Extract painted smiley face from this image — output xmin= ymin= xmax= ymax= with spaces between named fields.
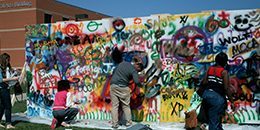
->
xmin=234 ymin=14 xmax=253 ymax=31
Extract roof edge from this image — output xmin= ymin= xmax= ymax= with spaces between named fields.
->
xmin=55 ymin=0 xmax=111 ymax=18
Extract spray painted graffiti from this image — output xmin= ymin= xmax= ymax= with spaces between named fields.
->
xmin=25 ymin=9 xmax=259 ymax=124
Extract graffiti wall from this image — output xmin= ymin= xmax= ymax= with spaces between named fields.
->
xmin=25 ymin=9 xmax=260 ymax=124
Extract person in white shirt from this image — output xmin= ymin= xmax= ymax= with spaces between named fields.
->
xmin=0 ymin=53 xmax=19 ymax=129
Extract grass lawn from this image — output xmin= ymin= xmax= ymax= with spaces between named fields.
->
xmin=0 ymin=121 xmax=103 ymax=130
xmin=1 ymin=121 xmax=100 ymax=130
xmin=10 ymin=101 xmax=104 ymax=130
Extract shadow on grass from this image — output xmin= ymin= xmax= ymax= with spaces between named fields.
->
xmin=0 ymin=120 xmax=102 ymax=130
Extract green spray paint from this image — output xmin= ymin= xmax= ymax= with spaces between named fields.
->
xmin=168 ymin=22 xmax=176 ymax=35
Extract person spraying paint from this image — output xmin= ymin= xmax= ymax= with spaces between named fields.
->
xmin=51 ymin=80 xmax=79 ymax=129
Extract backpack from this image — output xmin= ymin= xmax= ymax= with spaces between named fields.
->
xmin=184 ymin=109 xmax=198 ymax=129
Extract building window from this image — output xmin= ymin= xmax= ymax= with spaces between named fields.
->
xmin=62 ymin=17 xmax=69 ymax=21
xmin=75 ymin=14 xmax=88 ymax=21
xmin=44 ymin=13 xmax=52 ymax=23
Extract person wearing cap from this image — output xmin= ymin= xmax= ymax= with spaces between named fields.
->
xmin=110 ymin=53 xmax=144 ymax=129
xmin=200 ymin=52 xmax=236 ymax=130
xmin=50 ymin=80 xmax=79 ymax=129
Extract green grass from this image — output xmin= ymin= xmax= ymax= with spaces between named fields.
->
xmin=0 ymin=121 xmax=101 ymax=130
xmin=10 ymin=80 xmax=28 ymax=95
xmin=12 ymin=100 xmax=27 ymax=113
xmin=10 ymin=91 xmax=105 ymax=129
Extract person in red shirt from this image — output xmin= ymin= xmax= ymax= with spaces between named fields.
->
xmin=50 ymin=80 xmax=79 ymax=129
xmin=201 ymin=52 xmax=235 ymax=130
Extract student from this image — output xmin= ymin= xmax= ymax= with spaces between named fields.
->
xmin=110 ymin=55 xmax=144 ymax=129
xmin=201 ymin=52 xmax=236 ymax=130
xmin=51 ymin=80 xmax=79 ymax=129
xmin=0 ymin=53 xmax=19 ymax=129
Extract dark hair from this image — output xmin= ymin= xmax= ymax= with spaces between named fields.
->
xmin=111 ymin=47 xmax=123 ymax=64
xmin=57 ymin=80 xmax=70 ymax=92
xmin=215 ymin=52 xmax=228 ymax=67
xmin=2 ymin=53 xmax=10 ymax=58
xmin=0 ymin=53 xmax=11 ymax=70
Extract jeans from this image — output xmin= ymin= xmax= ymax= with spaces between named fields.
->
xmin=53 ymin=108 xmax=79 ymax=126
xmin=0 ymin=88 xmax=12 ymax=124
xmin=202 ymin=89 xmax=225 ymax=130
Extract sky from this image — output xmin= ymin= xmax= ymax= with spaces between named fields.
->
xmin=57 ymin=0 xmax=260 ymax=18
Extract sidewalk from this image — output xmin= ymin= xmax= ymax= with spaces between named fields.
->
xmin=11 ymin=113 xmax=260 ymax=130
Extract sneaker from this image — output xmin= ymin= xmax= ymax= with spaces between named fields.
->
xmin=125 ymin=121 xmax=132 ymax=127
xmin=0 ymin=124 xmax=4 ymax=128
xmin=6 ymin=124 xmax=15 ymax=129
xmin=111 ymin=124 xmax=119 ymax=129
xmin=200 ymin=123 xmax=207 ymax=130
xmin=61 ymin=122 xmax=71 ymax=127
xmin=50 ymin=118 xmax=57 ymax=129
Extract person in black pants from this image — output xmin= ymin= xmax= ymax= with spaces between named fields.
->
xmin=51 ymin=80 xmax=79 ymax=129
xmin=0 ymin=53 xmax=19 ymax=129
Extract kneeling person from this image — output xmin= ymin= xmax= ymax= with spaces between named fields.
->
xmin=51 ymin=80 xmax=79 ymax=129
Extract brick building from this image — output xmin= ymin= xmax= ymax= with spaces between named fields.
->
xmin=0 ymin=0 xmax=110 ymax=67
